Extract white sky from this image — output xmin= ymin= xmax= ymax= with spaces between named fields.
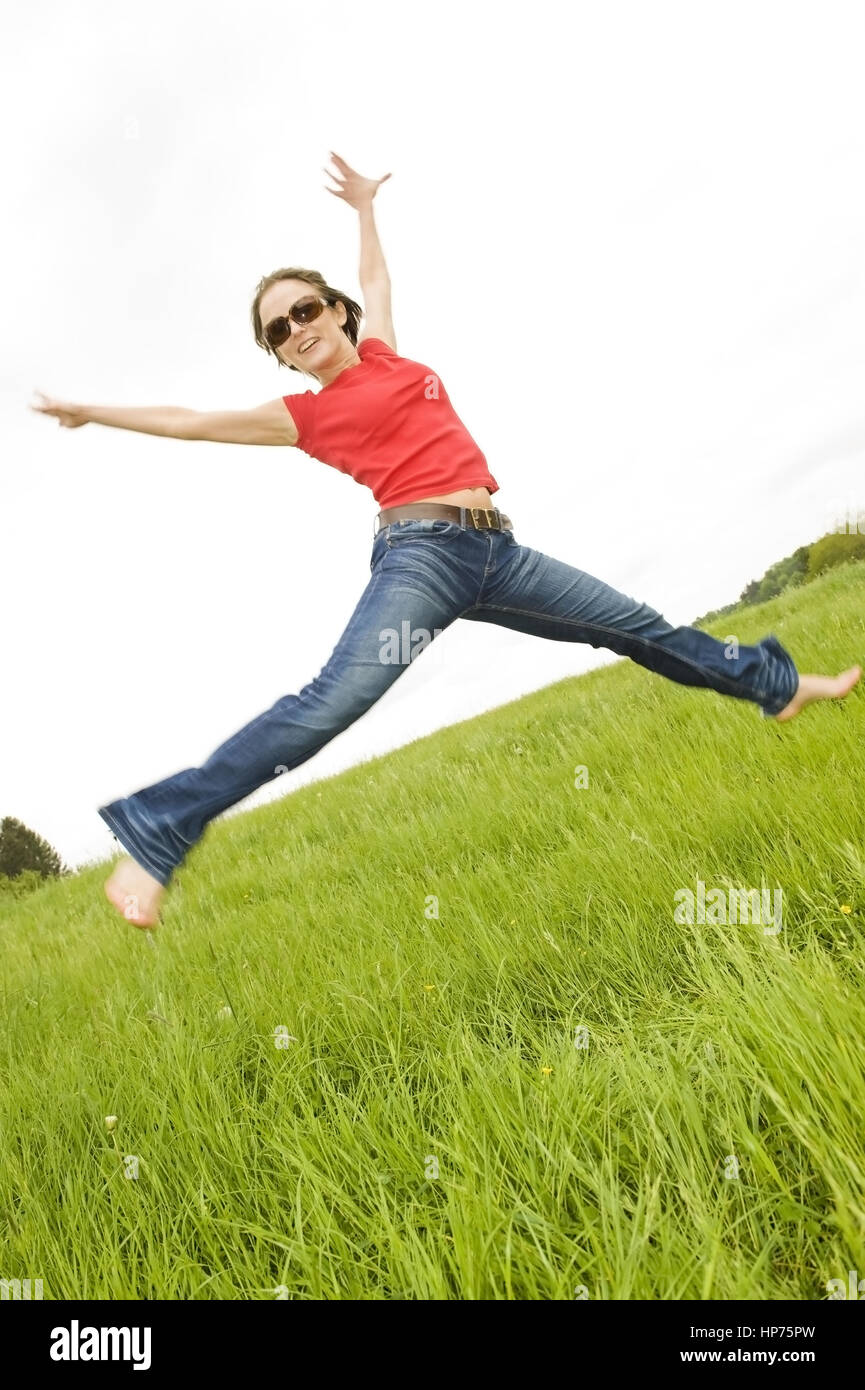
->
xmin=4 ymin=0 xmax=864 ymax=876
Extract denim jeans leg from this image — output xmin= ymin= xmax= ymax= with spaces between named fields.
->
xmin=98 ymin=530 xmax=472 ymax=886
xmin=462 ymin=532 xmax=800 ymax=716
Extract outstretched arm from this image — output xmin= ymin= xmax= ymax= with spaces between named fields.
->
xmin=28 ymin=392 xmax=298 ymax=445
xmin=324 ymin=150 xmax=396 ymax=350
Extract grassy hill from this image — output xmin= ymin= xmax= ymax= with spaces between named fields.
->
xmin=2 ymin=559 xmax=864 ymax=1300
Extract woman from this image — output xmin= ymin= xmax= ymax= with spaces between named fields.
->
xmin=31 ymin=152 xmax=861 ymax=929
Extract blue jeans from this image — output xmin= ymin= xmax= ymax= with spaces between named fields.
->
xmin=98 ymin=516 xmax=799 ymax=885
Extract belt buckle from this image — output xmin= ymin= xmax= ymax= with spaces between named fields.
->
xmin=471 ymin=507 xmax=497 ymax=531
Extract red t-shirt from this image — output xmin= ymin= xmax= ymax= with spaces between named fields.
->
xmin=282 ymin=337 xmax=499 ymax=508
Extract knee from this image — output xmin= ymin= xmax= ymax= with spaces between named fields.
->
xmin=276 ymin=673 xmax=383 ymax=731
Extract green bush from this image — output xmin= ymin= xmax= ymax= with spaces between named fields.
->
xmin=806 ymin=531 xmax=865 ymax=579
xmin=694 ymin=527 xmax=864 ymax=625
xmin=0 ymin=869 xmax=46 ymax=899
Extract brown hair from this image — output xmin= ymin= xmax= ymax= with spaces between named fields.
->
xmin=250 ymin=267 xmax=364 ymax=372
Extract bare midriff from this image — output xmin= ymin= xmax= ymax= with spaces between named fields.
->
xmin=392 ymin=486 xmax=498 ymax=510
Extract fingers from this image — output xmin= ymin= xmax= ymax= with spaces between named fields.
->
xmin=325 ymin=153 xmax=349 ymax=186
xmin=29 ymin=390 xmax=71 ymax=424
xmin=327 ymin=151 xmax=392 ymax=185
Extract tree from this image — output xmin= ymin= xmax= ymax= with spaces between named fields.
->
xmin=0 ymin=816 xmax=66 ymax=880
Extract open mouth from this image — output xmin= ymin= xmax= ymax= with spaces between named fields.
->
xmin=299 ymin=337 xmax=319 ymax=355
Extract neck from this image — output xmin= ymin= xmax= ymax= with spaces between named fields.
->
xmin=311 ymin=343 xmax=362 ymax=388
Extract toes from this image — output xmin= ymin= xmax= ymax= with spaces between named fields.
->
xmin=104 ymin=880 xmax=160 ymax=927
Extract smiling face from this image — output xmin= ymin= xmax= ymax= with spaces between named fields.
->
xmin=259 ymin=278 xmax=356 ymax=381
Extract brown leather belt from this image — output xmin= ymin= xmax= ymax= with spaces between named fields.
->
xmin=374 ymin=503 xmax=513 ymax=537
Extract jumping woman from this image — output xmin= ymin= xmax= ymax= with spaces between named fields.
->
xmin=31 ymin=152 xmax=861 ymax=928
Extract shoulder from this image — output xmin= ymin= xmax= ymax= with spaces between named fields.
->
xmin=357 ymin=335 xmax=399 ymax=357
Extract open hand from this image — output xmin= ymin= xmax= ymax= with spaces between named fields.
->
xmin=323 ymin=151 xmax=391 ymax=209
xmin=29 ymin=390 xmax=88 ymax=428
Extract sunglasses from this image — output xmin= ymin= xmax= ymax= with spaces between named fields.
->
xmin=264 ymin=294 xmax=330 ymax=350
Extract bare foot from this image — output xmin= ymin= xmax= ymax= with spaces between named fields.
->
xmin=773 ymin=664 xmax=861 ymax=723
xmin=105 ymin=856 xmax=165 ymax=929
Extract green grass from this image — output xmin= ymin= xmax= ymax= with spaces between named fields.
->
xmin=2 ymin=560 xmax=864 ymax=1300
